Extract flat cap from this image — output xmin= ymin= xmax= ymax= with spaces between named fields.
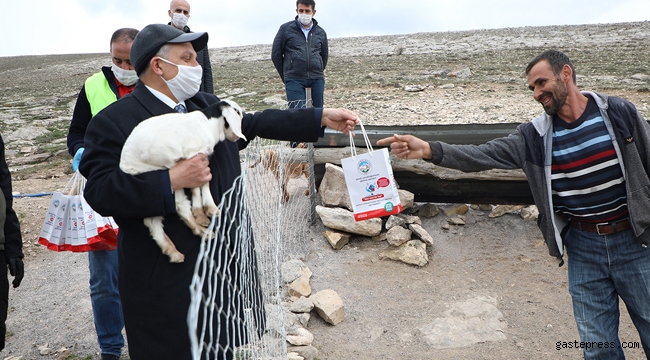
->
xmin=130 ymin=23 xmax=208 ymax=76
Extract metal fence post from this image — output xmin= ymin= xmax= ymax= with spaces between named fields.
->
xmin=305 ymin=88 xmax=318 ymax=224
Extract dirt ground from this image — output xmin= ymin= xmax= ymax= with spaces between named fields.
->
xmin=3 ymin=163 xmax=648 ymax=360
xmin=1 ymin=21 xmax=649 ymax=360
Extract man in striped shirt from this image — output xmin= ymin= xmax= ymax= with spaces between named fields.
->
xmin=378 ymin=50 xmax=650 ymax=359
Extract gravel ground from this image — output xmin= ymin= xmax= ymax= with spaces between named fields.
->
xmin=0 ymin=21 xmax=649 ymax=359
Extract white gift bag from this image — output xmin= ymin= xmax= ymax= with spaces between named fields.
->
xmin=341 ymin=120 xmax=402 ymax=221
xmin=38 ymin=192 xmax=69 ymax=251
xmin=38 ymin=171 xmax=118 ymax=252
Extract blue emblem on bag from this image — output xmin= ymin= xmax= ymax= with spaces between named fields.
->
xmin=357 ymin=159 xmax=371 ymax=174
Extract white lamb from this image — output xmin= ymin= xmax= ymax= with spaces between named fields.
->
xmin=119 ymin=99 xmax=246 ymax=263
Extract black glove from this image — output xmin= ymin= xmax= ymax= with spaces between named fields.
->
xmin=8 ymin=258 xmax=24 ymax=288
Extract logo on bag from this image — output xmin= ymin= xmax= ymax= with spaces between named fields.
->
xmin=384 ymin=202 xmax=394 ymax=212
xmin=357 ymin=159 xmax=371 ymax=174
xmin=53 ymin=199 xmax=60 ymax=208
xmin=72 ymin=203 xmax=76 ymax=211
xmin=366 ymin=182 xmax=377 ymax=194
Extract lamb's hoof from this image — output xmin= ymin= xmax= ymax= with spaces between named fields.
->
xmin=204 ymin=205 xmax=220 ymax=219
xmin=304 ymin=189 xmax=310 ymax=196
xmin=168 ymin=252 xmax=185 ymax=263
xmin=193 ymin=210 xmax=211 ymax=227
xmin=201 ymin=228 xmax=215 ymax=240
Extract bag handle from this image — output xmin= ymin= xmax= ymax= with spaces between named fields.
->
xmin=349 ymin=118 xmax=373 ymax=157
xmin=63 ymin=170 xmax=86 ymax=196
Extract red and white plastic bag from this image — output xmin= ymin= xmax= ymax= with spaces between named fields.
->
xmin=340 ymin=120 xmax=402 ymax=221
xmin=38 ymin=171 xmax=118 ymax=252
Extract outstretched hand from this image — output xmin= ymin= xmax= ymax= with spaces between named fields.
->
xmin=376 ymin=134 xmax=432 ymax=160
xmin=321 ymin=108 xmax=359 ymax=135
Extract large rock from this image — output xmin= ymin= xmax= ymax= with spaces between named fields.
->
xmin=288 ymin=345 xmax=319 ymax=360
xmin=419 ymin=203 xmax=439 ymax=218
xmin=398 ymin=189 xmax=415 ymax=209
xmin=418 ymin=296 xmax=506 ymax=349
xmin=409 ymin=223 xmax=434 ymax=246
xmin=289 ymin=267 xmax=313 ymax=297
xmin=520 ymin=205 xmax=539 ymax=221
xmin=322 ymin=230 xmax=350 ymax=250
xmin=318 ymin=163 xmax=352 ymax=211
xmin=385 ymin=215 xmax=406 ymax=230
xmin=489 ymin=204 xmax=525 ymax=218
xmin=316 ymin=206 xmax=382 ymax=237
xmin=282 ymin=259 xmax=308 ymax=283
xmin=290 ymin=296 xmax=314 ymax=313
xmin=386 ymin=226 xmax=412 ymax=246
xmin=441 ymin=204 xmax=469 ymax=216
xmin=286 ymin=327 xmax=314 ymax=346
xmin=311 ymin=289 xmax=345 ymax=325
xmin=379 ymin=240 xmax=428 ymax=267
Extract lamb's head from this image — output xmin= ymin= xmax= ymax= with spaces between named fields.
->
xmin=201 ymin=99 xmax=246 ymax=142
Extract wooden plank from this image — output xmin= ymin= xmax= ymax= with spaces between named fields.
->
xmin=313 ymin=165 xmax=534 ymax=205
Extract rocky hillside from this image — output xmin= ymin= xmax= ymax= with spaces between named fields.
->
xmin=0 ymin=21 xmax=649 ymax=178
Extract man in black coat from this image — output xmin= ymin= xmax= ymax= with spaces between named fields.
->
xmin=271 ymin=0 xmax=328 ymax=109
xmin=79 ymin=23 xmax=358 ymax=360
xmin=168 ymin=0 xmax=213 ymax=94
xmin=0 ymin=134 xmax=24 ymax=351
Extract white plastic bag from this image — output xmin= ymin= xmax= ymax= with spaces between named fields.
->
xmin=38 ymin=171 xmax=118 ymax=252
xmin=340 ymin=120 xmax=402 ymax=221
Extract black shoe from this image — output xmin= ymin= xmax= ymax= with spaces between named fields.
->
xmin=101 ymin=355 xmax=120 ymax=360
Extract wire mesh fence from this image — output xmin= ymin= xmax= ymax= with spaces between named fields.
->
xmin=188 ymin=99 xmax=319 ymax=359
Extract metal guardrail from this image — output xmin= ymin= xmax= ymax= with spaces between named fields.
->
xmin=315 ymin=123 xmax=522 ymax=148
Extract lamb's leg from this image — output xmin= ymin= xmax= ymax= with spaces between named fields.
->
xmin=175 ymin=190 xmax=210 ymax=237
xmin=191 ymin=187 xmax=211 ymax=227
xmin=281 ymin=176 xmax=291 ymax=203
xmin=200 ymin=183 xmax=220 ymax=219
xmin=143 ymin=216 xmax=184 ymax=263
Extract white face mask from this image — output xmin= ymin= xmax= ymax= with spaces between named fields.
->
xmin=298 ymin=14 xmax=312 ymax=26
xmin=157 ymin=57 xmax=203 ymax=101
xmin=111 ymin=64 xmax=138 ymax=86
xmin=171 ymin=13 xmax=189 ymax=29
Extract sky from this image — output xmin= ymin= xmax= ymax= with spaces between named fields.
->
xmin=2 ymin=0 xmax=649 ymax=57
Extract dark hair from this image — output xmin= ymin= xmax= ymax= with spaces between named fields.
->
xmin=526 ymin=50 xmax=576 ymax=84
xmin=110 ymin=28 xmax=139 ymax=48
xmin=297 ymin=0 xmax=315 ymax=9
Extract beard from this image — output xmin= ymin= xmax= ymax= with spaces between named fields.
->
xmin=539 ymin=80 xmax=568 ymax=115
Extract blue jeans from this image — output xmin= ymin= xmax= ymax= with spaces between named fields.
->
xmin=285 ymin=78 xmax=325 ymax=109
xmin=285 ymin=78 xmax=324 ymax=148
xmin=564 ymin=226 xmax=650 ymax=359
xmin=88 ymin=249 xmax=124 ymax=356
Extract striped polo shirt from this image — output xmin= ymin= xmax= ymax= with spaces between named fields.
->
xmin=551 ymin=96 xmax=628 ymax=223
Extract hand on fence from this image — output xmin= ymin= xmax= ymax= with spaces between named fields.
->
xmin=9 ymin=257 xmax=24 ymax=288
xmin=377 ymin=134 xmax=433 ymax=160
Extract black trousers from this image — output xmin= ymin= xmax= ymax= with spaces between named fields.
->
xmin=0 ymin=252 xmax=9 ymax=350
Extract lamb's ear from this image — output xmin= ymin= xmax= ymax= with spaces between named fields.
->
xmin=222 ymin=103 xmax=246 ymax=141
xmin=200 ymin=101 xmax=225 ymax=119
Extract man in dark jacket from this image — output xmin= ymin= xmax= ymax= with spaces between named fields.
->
xmin=378 ymin=50 xmax=650 ymax=359
xmin=271 ymin=0 xmax=328 ymax=110
xmin=0 ymin=134 xmax=24 ymax=351
xmin=168 ymin=0 xmax=213 ymax=94
xmin=66 ymin=28 xmax=138 ymax=360
xmin=79 ymin=23 xmax=357 ymax=360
